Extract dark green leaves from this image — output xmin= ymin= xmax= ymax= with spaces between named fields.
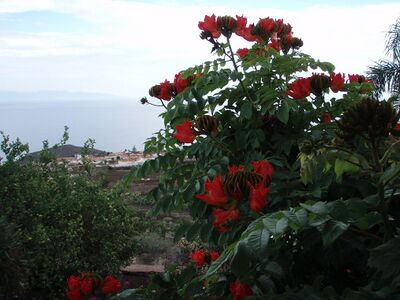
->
xmin=276 ymin=100 xmax=289 ymax=123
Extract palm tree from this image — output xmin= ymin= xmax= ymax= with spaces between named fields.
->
xmin=367 ymin=17 xmax=400 ymax=99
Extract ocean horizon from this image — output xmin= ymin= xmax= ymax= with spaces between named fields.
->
xmin=0 ymin=97 xmax=164 ymax=155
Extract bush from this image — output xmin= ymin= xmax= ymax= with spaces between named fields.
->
xmin=0 ymin=135 xmax=137 ymax=299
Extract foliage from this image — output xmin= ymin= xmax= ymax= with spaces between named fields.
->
xmin=134 ymin=14 xmax=400 ymax=299
xmin=0 ymin=134 xmax=138 ymax=299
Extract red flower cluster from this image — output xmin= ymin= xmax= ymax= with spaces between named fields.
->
xmin=199 ymin=15 xmax=303 ymax=54
xmin=191 ymin=249 xmax=220 ymax=266
xmin=196 ymin=160 xmax=274 ymax=231
xmin=286 ymin=72 xmax=346 ymax=99
xmin=196 ymin=174 xmax=228 ymax=206
xmin=67 ymin=273 xmax=121 ymax=300
xmin=249 ymin=160 xmax=273 ymax=212
xmin=148 ymin=73 xmax=196 ymax=101
xmin=348 ymin=74 xmax=371 ymax=84
xmin=347 ymin=74 xmax=374 ymax=92
xmin=229 ymin=280 xmax=253 ymax=300
xmin=172 ymin=120 xmax=197 ymax=144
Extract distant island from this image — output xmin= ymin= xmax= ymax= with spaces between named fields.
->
xmin=27 ymin=144 xmax=109 ymax=159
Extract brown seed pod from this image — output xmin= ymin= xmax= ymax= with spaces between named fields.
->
xmin=195 ymin=115 xmax=219 ymax=137
xmin=224 ymin=171 xmax=264 ymax=198
xmin=337 ymin=97 xmax=399 ymax=142
xmin=148 ymin=85 xmax=161 ymax=98
xmin=310 ymin=74 xmax=331 ymax=96
xmin=290 ymin=37 xmax=303 ymax=50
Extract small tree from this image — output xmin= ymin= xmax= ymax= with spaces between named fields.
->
xmin=136 ymin=14 xmax=400 ymax=299
xmin=0 ymin=134 xmax=138 ymax=299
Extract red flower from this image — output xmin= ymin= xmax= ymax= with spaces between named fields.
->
xmin=229 ymin=280 xmax=253 ymax=300
xmin=68 ymin=275 xmax=81 ymax=291
xmin=348 ymin=74 xmax=362 ymax=83
xmin=191 ymin=249 xmax=206 ymax=266
xmin=228 ymin=164 xmax=244 ymax=175
xmin=210 ymin=251 xmax=220 ymax=261
xmin=174 ymin=74 xmax=188 ymax=94
xmin=198 ymin=14 xmax=221 ymax=38
xmin=196 ymin=175 xmax=228 ymax=206
xmin=251 ymin=160 xmax=274 ymax=181
xmin=275 ymin=19 xmax=285 ymax=35
xmin=286 ymin=77 xmax=312 ymax=99
xmin=249 ymin=182 xmax=269 ymax=213
xmin=80 ymin=277 xmax=93 ymax=296
xmin=322 ymin=114 xmax=332 ymax=123
xmin=212 ymin=208 xmax=240 ymax=232
xmin=238 ymin=24 xmax=258 ymax=42
xmin=395 ymin=123 xmax=400 ymax=131
xmin=330 ymin=72 xmax=345 ymax=92
xmin=268 ymin=39 xmax=280 ymax=51
xmin=67 ymin=289 xmax=82 ymax=300
xmin=258 ymin=17 xmax=277 ymax=35
xmin=236 ymin=48 xmax=249 ymax=59
xmin=172 ymin=120 xmax=196 ymax=144
xmin=235 ymin=15 xmax=247 ymax=34
xmin=101 ymin=275 xmax=121 ymax=295
xmin=159 ymin=80 xmax=172 ymax=100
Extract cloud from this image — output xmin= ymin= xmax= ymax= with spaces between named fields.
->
xmin=0 ymin=0 xmax=399 ymax=96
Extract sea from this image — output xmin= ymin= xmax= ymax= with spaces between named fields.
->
xmin=0 ymin=98 xmax=164 ymax=155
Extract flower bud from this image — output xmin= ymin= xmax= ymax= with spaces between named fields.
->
xmin=310 ymin=74 xmax=331 ymax=96
xmin=290 ymin=37 xmax=303 ymax=49
xmin=148 ymin=85 xmax=161 ymax=98
xmin=216 ymin=16 xmax=237 ymax=38
xmin=200 ymin=30 xmax=213 ymax=40
xmin=140 ymin=97 xmax=148 ymax=104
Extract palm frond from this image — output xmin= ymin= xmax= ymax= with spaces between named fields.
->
xmin=367 ymin=60 xmax=400 ymax=96
xmin=385 ymin=17 xmax=400 ymax=61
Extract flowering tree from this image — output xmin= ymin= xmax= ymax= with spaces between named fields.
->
xmin=137 ymin=14 xmax=400 ymax=299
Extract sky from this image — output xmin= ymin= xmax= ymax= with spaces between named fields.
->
xmin=0 ymin=0 xmax=399 ymax=99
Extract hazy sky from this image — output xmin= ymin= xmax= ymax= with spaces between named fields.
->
xmin=0 ymin=0 xmax=399 ymax=99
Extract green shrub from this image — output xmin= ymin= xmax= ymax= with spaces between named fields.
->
xmin=0 ymin=136 xmax=137 ymax=299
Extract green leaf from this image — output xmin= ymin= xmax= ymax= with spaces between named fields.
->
xmin=334 ymin=156 xmax=360 ymax=178
xmin=300 ymin=201 xmax=329 ymax=215
xmin=318 ymin=219 xmax=349 ymax=246
xmin=240 ymin=101 xmax=253 ymax=120
xmin=380 ymin=163 xmax=400 ymax=186
xmin=262 ymin=217 xmax=288 ymax=235
xmin=276 ymin=100 xmax=289 ymax=124
xmin=246 ymin=228 xmax=270 ymax=255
